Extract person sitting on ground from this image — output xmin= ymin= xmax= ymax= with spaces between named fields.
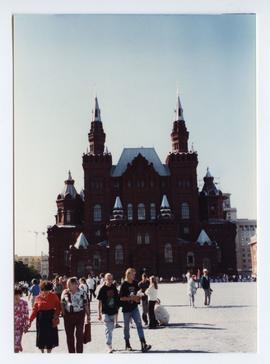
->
xmin=154 ymin=299 xmax=169 ymax=326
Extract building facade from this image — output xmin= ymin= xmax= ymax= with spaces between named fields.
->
xmin=47 ymin=95 xmax=237 ymax=279
xmin=249 ymin=234 xmax=257 ymax=278
xmin=15 ymin=255 xmax=41 ymax=273
xmin=234 ymin=219 xmax=257 ymax=275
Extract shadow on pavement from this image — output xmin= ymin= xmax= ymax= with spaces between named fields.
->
xmin=167 ymin=323 xmax=225 ymax=330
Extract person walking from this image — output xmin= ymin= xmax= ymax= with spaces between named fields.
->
xmin=28 ymin=281 xmax=61 ymax=353
xmin=200 ymin=268 xmax=212 ymax=306
xmin=119 ymin=268 xmax=151 ymax=353
xmin=145 ymin=276 xmax=158 ymax=329
xmin=187 ymin=274 xmax=197 ymax=307
xmin=14 ymin=287 xmax=29 ymax=353
xmin=138 ymin=273 xmax=150 ymax=326
xmin=61 ymin=277 xmax=90 ymax=353
xmin=28 ymin=279 xmax=40 ymax=307
xmin=86 ymin=273 xmax=96 ymax=302
xmin=53 ymin=277 xmax=64 ymax=302
xmin=97 ymin=273 xmax=120 ymax=353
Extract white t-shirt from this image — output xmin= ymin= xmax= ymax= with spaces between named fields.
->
xmin=86 ymin=277 xmax=95 ymax=290
xmin=145 ymin=285 xmax=158 ymax=301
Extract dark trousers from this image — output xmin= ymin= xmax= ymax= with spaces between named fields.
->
xmin=148 ymin=300 xmax=158 ymax=328
xmin=89 ymin=289 xmax=96 ymax=302
xmin=63 ymin=310 xmax=85 ymax=353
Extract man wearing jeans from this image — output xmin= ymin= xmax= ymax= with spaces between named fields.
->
xmin=97 ymin=273 xmax=120 ymax=353
xmin=119 ymin=268 xmax=151 ymax=353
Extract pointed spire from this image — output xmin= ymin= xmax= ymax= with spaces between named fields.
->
xmin=68 ymin=170 xmax=72 ymax=181
xmin=74 ymin=233 xmax=89 ymax=249
xmin=160 ymin=194 xmax=172 ymax=219
xmin=111 ymin=196 xmax=124 ymax=220
xmin=197 ymin=229 xmax=212 ymax=246
xmin=175 ymin=91 xmax=184 ymax=121
xmin=92 ymin=96 xmax=101 ymax=122
xmin=205 ymin=167 xmax=213 ymax=178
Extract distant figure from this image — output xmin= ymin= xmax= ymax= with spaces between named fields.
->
xmin=28 ymin=279 xmax=40 ymax=307
xmin=187 ymin=275 xmax=197 ymax=307
xmin=154 ymin=300 xmax=169 ymax=326
xmin=196 ymin=269 xmax=201 ymax=288
xmin=185 ymin=270 xmax=191 ymax=283
xmin=145 ymin=276 xmax=159 ymax=329
xmin=14 ymin=288 xmax=29 ymax=353
xmin=86 ymin=273 xmax=96 ymax=302
xmin=53 ymin=277 xmax=64 ymax=302
xmin=138 ymin=273 xmax=150 ymax=326
xmin=200 ymin=269 xmax=212 ymax=306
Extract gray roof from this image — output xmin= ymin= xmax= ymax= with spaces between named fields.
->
xmin=112 ymin=148 xmax=170 ymax=177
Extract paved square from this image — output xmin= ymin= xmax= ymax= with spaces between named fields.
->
xmin=22 ymin=282 xmax=257 ymax=353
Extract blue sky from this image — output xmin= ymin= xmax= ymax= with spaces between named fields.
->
xmin=14 ymin=14 xmax=256 ymax=255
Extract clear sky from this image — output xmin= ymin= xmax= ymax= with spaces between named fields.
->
xmin=14 ymin=14 xmax=256 ymax=256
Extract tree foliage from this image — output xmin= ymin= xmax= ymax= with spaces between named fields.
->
xmin=15 ymin=260 xmax=41 ymax=283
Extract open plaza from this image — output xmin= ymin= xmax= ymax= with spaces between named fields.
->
xmin=22 ymin=281 xmax=257 ymax=353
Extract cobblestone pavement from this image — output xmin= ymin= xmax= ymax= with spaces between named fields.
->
xmin=21 ymin=282 xmax=257 ymax=353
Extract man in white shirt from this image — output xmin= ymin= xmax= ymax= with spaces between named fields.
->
xmin=86 ymin=273 xmax=96 ymax=302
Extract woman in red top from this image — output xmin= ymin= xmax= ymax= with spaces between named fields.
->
xmin=29 ymin=280 xmax=61 ymax=353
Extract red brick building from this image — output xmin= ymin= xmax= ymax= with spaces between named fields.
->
xmin=47 ymin=96 xmax=237 ymax=279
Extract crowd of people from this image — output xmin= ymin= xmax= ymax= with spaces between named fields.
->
xmin=14 ymin=266 xmax=238 ymax=353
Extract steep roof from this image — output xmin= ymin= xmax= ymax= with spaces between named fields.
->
xmin=112 ymin=148 xmax=170 ymax=177
xmin=196 ymin=229 xmax=212 ymax=246
xmin=74 ymin=233 xmax=89 ymax=249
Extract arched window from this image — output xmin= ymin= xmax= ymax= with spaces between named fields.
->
xmin=145 ymin=233 xmax=150 ymax=244
xmin=93 ymin=204 xmax=102 ymax=222
xmin=202 ymin=257 xmax=211 ymax=271
xmin=164 ymin=243 xmax=173 ymax=263
xmin=127 ymin=203 xmax=133 ymax=221
xmin=150 ymin=203 xmax=156 ymax=220
xmin=66 ymin=210 xmax=71 ymax=224
xmin=181 ymin=202 xmax=190 ymax=219
xmin=138 ymin=203 xmax=146 ymax=220
xmin=187 ymin=252 xmax=195 ymax=267
xmin=137 ymin=234 xmax=142 ymax=245
xmin=93 ymin=253 xmax=101 ymax=269
xmin=115 ymin=245 xmax=124 ymax=265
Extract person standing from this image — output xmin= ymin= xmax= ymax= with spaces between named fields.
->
xmin=200 ymin=269 xmax=212 ymax=306
xmin=86 ymin=273 xmax=96 ymax=302
xmin=28 ymin=281 xmax=61 ymax=353
xmin=138 ymin=273 xmax=150 ymax=326
xmin=28 ymin=279 xmax=40 ymax=307
xmin=97 ymin=273 xmax=120 ymax=353
xmin=14 ymin=288 xmax=29 ymax=353
xmin=187 ymin=274 xmax=197 ymax=307
xmin=61 ymin=277 xmax=90 ymax=353
xmin=119 ymin=268 xmax=151 ymax=353
xmin=145 ymin=276 xmax=158 ymax=329
xmin=53 ymin=277 xmax=64 ymax=302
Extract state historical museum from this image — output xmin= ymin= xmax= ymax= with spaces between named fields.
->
xmin=47 ymin=95 xmax=237 ymax=279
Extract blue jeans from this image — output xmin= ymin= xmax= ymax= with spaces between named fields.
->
xmin=104 ymin=314 xmax=115 ymax=346
xmin=123 ymin=307 xmax=145 ymax=341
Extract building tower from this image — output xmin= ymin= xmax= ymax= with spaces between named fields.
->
xmin=166 ymin=93 xmax=200 ymax=241
xmin=83 ymin=97 xmax=112 ymax=244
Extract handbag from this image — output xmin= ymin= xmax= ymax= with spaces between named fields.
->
xmin=83 ymin=322 xmax=91 ymax=344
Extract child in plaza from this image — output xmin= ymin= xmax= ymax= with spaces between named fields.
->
xmin=187 ymin=274 xmax=197 ymax=307
xmin=14 ymin=287 xmax=29 ymax=353
xmin=97 ymin=273 xmax=120 ymax=353
xmin=145 ymin=276 xmax=159 ymax=329
xmin=154 ymin=299 xmax=170 ymax=326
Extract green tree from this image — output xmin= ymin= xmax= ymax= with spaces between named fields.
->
xmin=15 ymin=260 xmax=41 ymax=283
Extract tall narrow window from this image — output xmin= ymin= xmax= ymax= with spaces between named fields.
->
xmin=138 ymin=203 xmax=146 ymax=220
xmin=150 ymin=203 xmax=156 ymax=220
xmin=187 ymin=252 xmax=195 ymax=266
xmin=127 ymin=203 xmax=133 ymax=221
xmin=145 ymin=233 xmax=150 ymax=244
xmin=93 ymin=253 xmax=101 ymax=269
xmin=137 ymin=234 xmax=142 ymax=245
xmin=93 ymin=204 xmax=102 ymax=222
xmin=115 ymin=245 xmax=124 ymax=265
xmin=164 ymin=243 xmax=173 ymax=263
xmin=66 ymin=210 xmax=71 ymax=224
xmin=181 ymin=202 xmax=190 ymax=219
